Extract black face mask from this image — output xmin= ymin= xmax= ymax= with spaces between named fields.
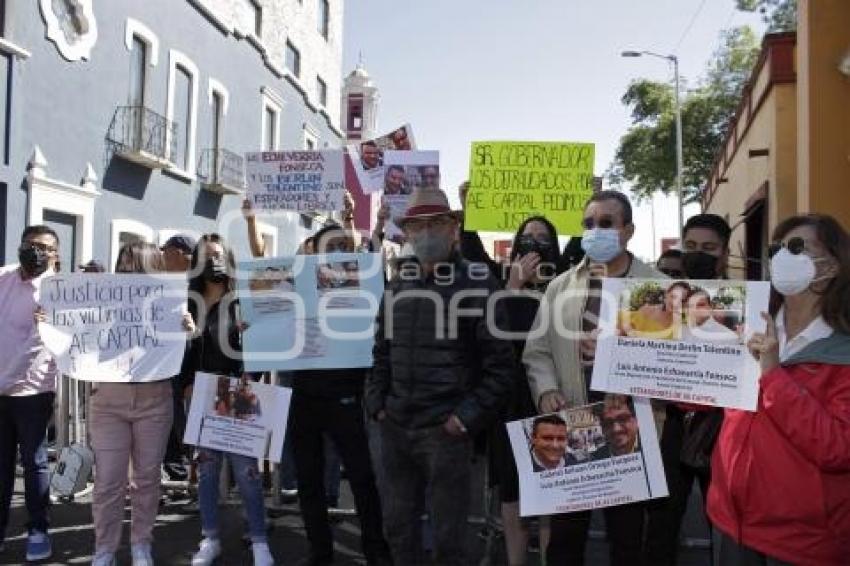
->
xmin=682 ymin=251 xmax=720 ymax=280
xmin=203 ymin=258 xmax=229 ymax=283
xmin=19 ymin=244 xmax=50 ymax=277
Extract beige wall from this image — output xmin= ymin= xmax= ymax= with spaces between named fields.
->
xmin=797 ymin=0 xmax=850 ymax=230
xmin=706 ymin=81 xmax=795 ymax=278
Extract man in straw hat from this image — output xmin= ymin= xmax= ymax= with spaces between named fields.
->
xmin=366 ymin=187 xmax=515 ymax=565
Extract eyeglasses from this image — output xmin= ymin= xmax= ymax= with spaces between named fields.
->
xmin=21 ymin=242 xmax=57 ymax=254
xmin=767 ymin=236 xmax=806 ymax=258
xmin=404 ymin=216 xmax=454 ymax=231
xmin=659 ymin=268 xmax=684 ymax=278
xmin=581 ymin=217 xmax=616 ymax=230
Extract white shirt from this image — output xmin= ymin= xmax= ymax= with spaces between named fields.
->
xmin=775 ymin=307 xmax=833 ymax=362
xmin=681 ymin=316 xmax=740 ymax=344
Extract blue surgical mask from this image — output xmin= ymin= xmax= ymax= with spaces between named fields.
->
xmin=581 ymin=228 xmax=622 ymax=263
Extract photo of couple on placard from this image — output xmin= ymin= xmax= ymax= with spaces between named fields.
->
xmin=617 ymin=279 xmax=746 ymax=344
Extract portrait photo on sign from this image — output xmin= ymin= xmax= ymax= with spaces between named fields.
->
xmin=617 ymin=279 xmax=747 ymax=344
xmin=522 ymin=395 xmax=642 ymax=473
xmin=507 ymin=395 xmax=667 ymax=516
xmin=359 ymin=140 xmax=383 ymax=171
xmin=211 ymin=375 xmax=263 ymax=423
xmin=248 ymin=266 xmax=295 ymax=293
xmin=316 ymin=260 xmax=361 ymax=292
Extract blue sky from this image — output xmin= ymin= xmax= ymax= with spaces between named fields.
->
xmin=343 ymin=1 xmax=765 ymax=259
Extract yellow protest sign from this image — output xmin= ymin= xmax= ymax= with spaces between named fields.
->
xmin=464 ymin=141 xmax=596 ymax=235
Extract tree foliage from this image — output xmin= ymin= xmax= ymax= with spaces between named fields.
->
xmin=736 ymin=0 xmax=797 ymax=32
xmin=608 ymin=27 xmax=760 ymax=204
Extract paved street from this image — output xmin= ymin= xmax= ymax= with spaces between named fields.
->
xmin=1 ymin=467 xmax=713 ymax=565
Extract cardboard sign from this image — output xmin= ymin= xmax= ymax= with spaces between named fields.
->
xmin=246 ymin=150 xmax=345 ymax=213
xmin=184 ymin=373 xmax=292 ymax=462
xmin=348 ymin=124 xmax=417 ymax=195
xmin=465 ymin=141 xmax=595 ymax=235
xmin=591 ymin=278 xmax=770 ymax=410
xmin=39 ymin=274 xmax=188 ymax=382
xmin=237 ymin=253 xmax=384 ymax=371
xmin=507 ymin=396 xmax=667 ymax=516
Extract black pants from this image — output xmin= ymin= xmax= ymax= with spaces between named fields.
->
xmin=379 ymin=418 xmax=473 ymax=566
xmin=0 ymin=393 xmax=54 ymax=540
xmin=645 ymin=408 xmax=712 ymax=566
xmin=547 ymin=502 xmax=646 ymax=566
xmin=162 ymin=378 xmax=188 ymax=468
xmin=290 ymin=392 xmax=389 ymax=563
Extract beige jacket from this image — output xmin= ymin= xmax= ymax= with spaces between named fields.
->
xmin=522 ymin=254 xmax=668 ymax=430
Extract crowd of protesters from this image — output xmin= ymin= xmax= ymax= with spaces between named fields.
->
xmin=0 ymin=181 xmax=848 ymax=566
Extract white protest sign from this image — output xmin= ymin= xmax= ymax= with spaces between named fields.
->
xmin=246 ymin=150 xmax=345 ymax=213
xmin=184 ymin=372 xmax=292 ymax=462
xmin=508 ymin=396 xmax=667 ymax=516
xmin=38 ymin=274 xmax=188 ymax=382
xmin=591 ymin=278 xmax=770 ymax=410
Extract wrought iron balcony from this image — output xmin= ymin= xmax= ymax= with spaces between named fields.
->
xmin=105 ymin=105 xmax=176 ymax=169
xmin=197 ymin=148 xmax=246 ymax=195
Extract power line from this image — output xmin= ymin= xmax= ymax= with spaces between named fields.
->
xmin=671 ymin=0 xmax=710 ymax=54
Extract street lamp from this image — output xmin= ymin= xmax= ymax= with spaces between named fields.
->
xmin=621 ymin=50 xmax=684 ymax=240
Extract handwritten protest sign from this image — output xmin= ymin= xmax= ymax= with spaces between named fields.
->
xmin=348 ymin=124 xmax=417 ymax=195
xmin=38 ymin=274 xmax=188 ymax=382
xmin=464 ymin=141 xmax=595 ymax=235
xmin=237 ymin=253 xmax=384 ymax=371
xmin=591 ymin=278 xmax=770 ymax=410
xmin=246 ymin=150 xmax=345 ymax=213
xmin=507 ymin=395 xmax=667 ymax=516
xmin=184 ymin=373 xmax=291 ymax=462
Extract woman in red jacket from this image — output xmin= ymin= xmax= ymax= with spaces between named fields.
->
xmin=708 ymin=213 xmax=850 ymax=565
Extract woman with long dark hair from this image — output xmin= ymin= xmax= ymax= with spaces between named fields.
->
xmin=492 ymin=215 xmax=564 ymax=565
xmin=90 ymin=242 xmax=182 ymax=566
xmin=708 ymin=214 xmax=850 ymax=565
xmin=184 ymin=234 xmax=275 ymax=566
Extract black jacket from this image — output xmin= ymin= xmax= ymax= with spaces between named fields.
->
xmin=365 ymin=253 xmax=515 ymax=433
xmin=181 ymin=297 xmax=242 ymax=387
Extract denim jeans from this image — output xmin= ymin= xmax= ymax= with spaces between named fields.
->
xmin=197 ymin=449 xmax=267 ymax=542
xmin=0 ymin=393 xmax=54 ymax=541
xmin=379 ymin=418 xmax=472 ymax=566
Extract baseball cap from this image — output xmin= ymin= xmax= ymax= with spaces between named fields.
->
xmin=161 ymin=234 xmax=197 ymax=254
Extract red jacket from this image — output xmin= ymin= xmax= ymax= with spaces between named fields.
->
xmin=708 ymin=357 xmax=850 ymax=565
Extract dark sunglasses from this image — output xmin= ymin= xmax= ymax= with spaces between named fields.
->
xmin=517 ymin=235 xmax=553 ymax=249
xmin=581 ymin=218 xmax=615 ymax=230
xmin=767 ymin=237 xmax=805 ymax=258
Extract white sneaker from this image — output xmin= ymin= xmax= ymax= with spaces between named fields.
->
xmin=91 ymin=551 xmax=116 ymax=566
xmin=131 ymin=543 xmax=154 ymax=566
xmin=252 ymin=541 xmax=275 ymax=566
xmin=191 ymin=538 xmax=222 ymax=566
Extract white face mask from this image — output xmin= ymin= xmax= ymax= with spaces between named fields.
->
xmin=769 ymin=248 xmax=818 ymax=296
xmin=581 ymin=228 xmax=622 ymax=263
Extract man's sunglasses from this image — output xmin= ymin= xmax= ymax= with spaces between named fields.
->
xmin=581 ymin=218 xmax=616 ymax=230
xmin=767 ymin=236 xmax=806 ymax=258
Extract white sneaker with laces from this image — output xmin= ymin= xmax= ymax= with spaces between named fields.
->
xmin=131 ymin=543 xmax=154 ymax=566
xmin=191 ymin=538 xmax=222 ymax=566
xmin=252 ymin=541 xmax=275 ymax=566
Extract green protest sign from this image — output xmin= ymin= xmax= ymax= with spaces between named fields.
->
xmin=464 ymin=141 xmax=595 ymax=235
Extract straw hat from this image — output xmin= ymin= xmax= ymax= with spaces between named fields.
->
xmin=393 ymin=188 xmax=462 ymax=228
